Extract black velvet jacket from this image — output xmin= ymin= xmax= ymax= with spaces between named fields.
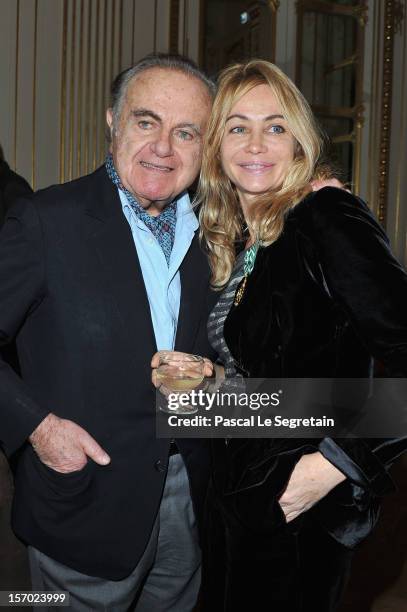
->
xmin=218 ymin=187 xmax=407 ymax=548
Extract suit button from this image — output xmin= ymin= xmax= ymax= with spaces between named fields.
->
xmin=154 ymin=460 xmax=166 ymax=473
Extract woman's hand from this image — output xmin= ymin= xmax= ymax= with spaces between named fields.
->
xmin=151 ymin=351 xmax=214 ymax=389
xmin=278 ymin=452 xmax=346 ymax=523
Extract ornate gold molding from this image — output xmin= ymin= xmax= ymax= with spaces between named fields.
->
xmin=267 ymin=0 xmax=280 ymax=12
xmin=352 ymin=4 xmax=368 ymax=27
xmin=32 ymin=0 xmax=38 ymax=189
xmin=131 ymin=0 xmax=135 ymax=62
xmin=295 ymin=1 xmax=367 ymax=192
xmin=394 ymin=0 xmax=405 ymax=34
xmin=59 ymin=0 xmax=68 ymax=183
xmin=153 ymin=0 xmax=158 ymax=54
xmin=14 ymin=0 xmax=20 ymax=170
xmin=378 ymin=0 xmax=398 ymax=225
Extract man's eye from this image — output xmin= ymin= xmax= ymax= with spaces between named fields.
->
xmin=138 ymin=120 xmax=152 ymax=129
xmin=230 ymin=126 xmax=246 ymax=134
xmin=177 ymin=130 xmax=194 ymax=141
xmin=268 ymin=125 xmax=285 ymax=134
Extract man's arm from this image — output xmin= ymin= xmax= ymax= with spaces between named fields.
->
xmin=0 ymin=198 xmax=110 ymax=470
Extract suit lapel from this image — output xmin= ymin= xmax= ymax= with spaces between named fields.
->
xmin=175 ymin=233 xmax=208 ymax=353
xmin=83 ymin=168 xmax=156 ymax=363
xmin=82 ymin=167 xmax=209 ymax=360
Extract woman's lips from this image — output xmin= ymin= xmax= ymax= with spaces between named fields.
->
xmin=237 ymin=162 xmax=275 ymax=174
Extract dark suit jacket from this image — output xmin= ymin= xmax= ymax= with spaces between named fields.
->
xmin=0 ymin=161 xmax=32 ymax=375
xmin=0 ymin=160 xmax=32 ymax=225
xmin=218 ymin=187 xmax=407 ymax=547
xmin=0 ymin=166 xmax=217 ymax=579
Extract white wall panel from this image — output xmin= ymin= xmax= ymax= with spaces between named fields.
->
xmin=0 ymin=0 xmax=173 ymax=189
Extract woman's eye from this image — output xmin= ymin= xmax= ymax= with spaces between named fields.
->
xmin=268 ymin=125 xmax=285 ymax=134
xmin=230 ymin=126 xmax=246 ymax=134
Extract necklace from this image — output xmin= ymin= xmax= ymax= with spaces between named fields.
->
xmin=234 ymin=240 xmax=259 ymax=306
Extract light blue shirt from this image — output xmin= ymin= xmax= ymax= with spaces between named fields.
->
xmin=119 ymin=189 xmax=199 ymax=351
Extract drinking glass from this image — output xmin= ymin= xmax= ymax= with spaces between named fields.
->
xmin=157 ymin=353 xmax=204 ymax=414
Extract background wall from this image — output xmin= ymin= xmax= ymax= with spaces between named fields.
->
xmin=274 ymin=0 xmax=407 ymax=266
xmin=1 ymin=0 xmax=407 ymax=608
xmin=1 ymin=0 xmax=406 ymax=268
xmin=0 ymin=0 xmax=171 ymax=190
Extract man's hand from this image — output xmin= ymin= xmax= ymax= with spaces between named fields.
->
xmin=29 ymin=413 xmax=111 ymax=474
xmin=278 ymin=452 xmax=346 ymax=523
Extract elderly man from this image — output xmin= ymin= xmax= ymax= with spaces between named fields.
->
xmin=0 ymin=54 xmax=216 ymax=611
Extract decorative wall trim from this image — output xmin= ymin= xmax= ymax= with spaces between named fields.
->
xmin=31 ymin=0 xmax=38 ymax=188
xmin=268 ymin=0 xmax=280 ymax=61
xmin=378 ymin=0 xmax=397 ymax=225
xmin=131 ymin=0 xmax=136 ymax=62
xmin=119 ymin=0 xmax=123 ymax=68
xmin=183 ymin=0 xmax=189 ymax=56
xmin=295 ymin=0 xmax=367 ymax=193
xmin=169 ymin=0 xmax=180 ymax=53
xmin=59 ymin=0 xmax=68 ymax=183
xmin=268 ymin=0 xmax=280 ymax=13
xmin=14 ymin=0 xmax=20 ymax=170
xmin=154 ymin=0 xmax=158 ymax=53
xmin=1 ymin=0 xmax=173 ymax=189
xmin=395 ymin=2 xmax=406 ymax=240
xmin=84 ymin=0 xmax=92 ymax=174
xmin=77 ymin=0 xmax=84 ymax=177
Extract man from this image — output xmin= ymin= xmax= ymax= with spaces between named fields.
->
xmin=0 ymin=54 xmax=216 ymax=611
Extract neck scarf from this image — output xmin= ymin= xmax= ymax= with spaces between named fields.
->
xmin=105 ymin=154 xmax=177 ymax=265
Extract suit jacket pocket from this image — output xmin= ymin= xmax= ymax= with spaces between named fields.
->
xmin=27 ymin=446 xmax=94 ymax=499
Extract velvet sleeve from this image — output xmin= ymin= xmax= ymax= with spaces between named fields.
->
xmin=0 ymin=198 xmax=49 ymax=455
xmin=307 ymin=187 xmax=407 ymax=495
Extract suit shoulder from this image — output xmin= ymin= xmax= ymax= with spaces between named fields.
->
xmin=31 ymin=166 xmax=107 ymax=213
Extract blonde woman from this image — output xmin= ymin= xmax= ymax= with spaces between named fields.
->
xmin=194 ymin=60 xmax=407 ymax=611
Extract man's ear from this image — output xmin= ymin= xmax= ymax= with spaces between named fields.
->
xmin=106 ymin=109 xmax=115 ymax=151
xmin=106 ymin=109 xmax=114 ymax=137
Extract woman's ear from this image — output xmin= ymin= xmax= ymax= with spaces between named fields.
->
xmin=294 ymin=140 xmax=303 ymax=157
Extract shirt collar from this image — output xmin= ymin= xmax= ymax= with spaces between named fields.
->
xmin=118 ymin=188 xmax=198 ymax=233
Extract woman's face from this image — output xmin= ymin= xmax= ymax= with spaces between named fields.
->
xmin=220 ymin=84 xmax=296 ymax=207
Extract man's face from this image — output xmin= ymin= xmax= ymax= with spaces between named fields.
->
xmin=106 ymin=68 xmax=212 ymax=216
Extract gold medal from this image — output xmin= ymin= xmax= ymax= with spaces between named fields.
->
xmin=233 ymin=241 xmax=259 ymax=306
xmin=234 ymin=276 xmax=248 ymax=306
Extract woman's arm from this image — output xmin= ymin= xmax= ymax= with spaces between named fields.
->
xmin=306 ymin=187 xmax=407 ymax=493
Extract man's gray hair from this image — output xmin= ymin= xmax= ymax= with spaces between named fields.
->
xmin=109 ymin=53 xmax=216 ymax=130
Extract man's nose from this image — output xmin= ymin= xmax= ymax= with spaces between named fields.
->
xmin=246 ymin=130 xmax=267 ymax=154
xmin=150 ymin=130 xmax=173 ymax=157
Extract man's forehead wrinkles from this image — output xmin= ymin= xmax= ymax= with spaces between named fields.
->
xmin=126 ymin=106 xmax=205 ymax=133
xmin=130 ymin=108 xmax=162 ymax=122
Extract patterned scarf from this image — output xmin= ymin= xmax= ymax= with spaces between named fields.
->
xmin=105 ymin=154 xmax=177 ymax=265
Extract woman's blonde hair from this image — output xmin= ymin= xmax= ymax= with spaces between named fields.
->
xmin=197 ymin=59 xmax=330 ymax=288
